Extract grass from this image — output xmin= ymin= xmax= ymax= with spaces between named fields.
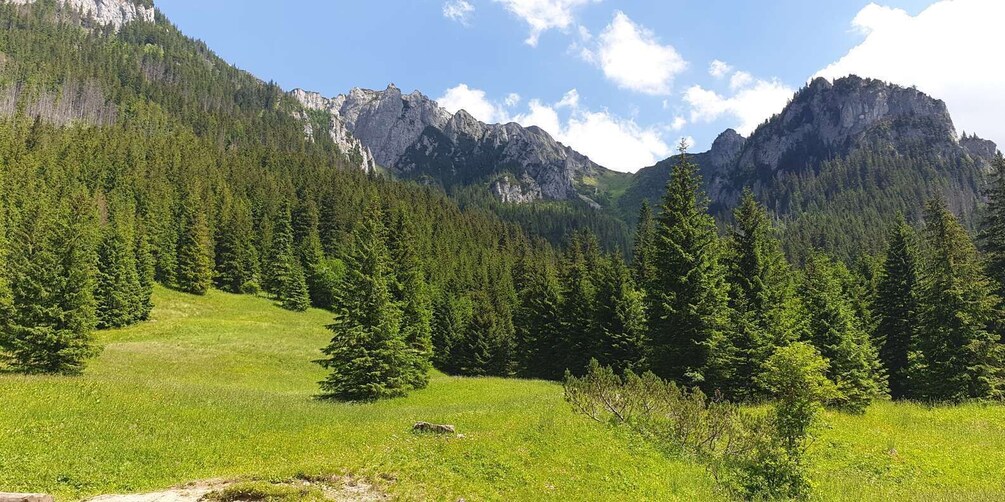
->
xmin=1 ymin=287 xmax=1002 ymax=501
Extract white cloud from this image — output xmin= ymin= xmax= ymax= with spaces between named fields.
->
xmin=505 ymin=93 xmax=522 ymax=107
xmin=684 ymin=76 xmax=794 ymax=136
xmin=729 ymin=71 xmax=753 ymax=91
xmin=443 ymin=0 xmax=475 ymax=25
xmin=709 ymin=59 xmax=732 ymax=79
xmin=581 ymin=11 xmax=687 ymax=95
xmin=671 ymin=115 xmax=686 ymax=131
xmin=816 ymin=0 xmax=1005 ymax=147
xmin=514 ymin=89 xmax=672 ymax=171
xmin=437 ymin=84 xmax=513 ymax=123
xmin=494 ymin=0 xmax=600 ymax=46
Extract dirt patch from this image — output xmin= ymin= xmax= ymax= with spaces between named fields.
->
xmin=83 ymin=476 xmax=388 ymax=502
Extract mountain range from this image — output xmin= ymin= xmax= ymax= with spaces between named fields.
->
xmin=3 ymin=0 xmax=1001 ymax=259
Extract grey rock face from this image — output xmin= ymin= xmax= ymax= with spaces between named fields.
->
xmin=961 ymin=134 xmax=999 ymax=162
xmin=289 ymin=89 xmax=376 ymax=172
xmin=491 ymin=173 xmax=543 ymax=204
xmin=5 ymin=0 xmax=154 ymax=30
xmin=290 ymin=84 xmax=609 ymax=203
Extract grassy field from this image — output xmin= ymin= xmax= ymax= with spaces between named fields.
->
xmin=1 ymin=287 xmax=1003 ymax=501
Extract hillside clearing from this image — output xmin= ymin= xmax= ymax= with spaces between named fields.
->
xmin=1 ymin=287 xmax=1002 ymax=501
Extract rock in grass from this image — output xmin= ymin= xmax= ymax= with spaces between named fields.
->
xmin=0 ymin=494 xmax=54 ymax=502
xmin=412 ymin=422 xmax=455 ymax=434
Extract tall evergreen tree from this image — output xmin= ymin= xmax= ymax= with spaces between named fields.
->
xmin=514 ymin=257 xmax=564 ymax=379
xmin=176 ymin=196 xmax=213 ymax=295
xmin=316 ymin=206 xmax=407 ymax=401
xmin=557 ymin=231 xmax=601 ymax=376
xmin=873 ymin=214 xmax=920 ymax=399
xmin=647 ymin=143 xmax=733 ymax=388
xmin=386 ymin=210 xmax=433 ymax=389
xmin=918 ymin=198 xmax=1004 ymax=401
xmin=726 ymin=190 xmax=798 ymax=399
xmin=800 ymin=254 xmax=885 ymax=412
xmin=94 ymin=208 xmax=142 ymax=329
xmin=979 ymin=153 xmax=1005 ymax=295
xmin=593 ymin=254 xmax=648 ymax=374
xmin=632 ymin=200 xmax=657 ymax=289
xmin=214 ymin=196 xmax=259 ymax=294
xmin=3 ymin=193 xmax=98 ymax=374
xmin=134 ymin=229 xmax=155 ymax=321
xmin=266 ymin=205 xmax=310 ymax=311
xmin=292 ymin=197 xmax=329 ymax=307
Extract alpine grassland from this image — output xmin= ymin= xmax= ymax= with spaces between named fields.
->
xmin=1 ymin=287 xmax=1002 ymax=501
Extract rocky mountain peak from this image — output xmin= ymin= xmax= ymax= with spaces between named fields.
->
xmin=5 ymin=0 xmax=154 ymax=30
xmin=708 ymin=128 xmax=745 ymax=168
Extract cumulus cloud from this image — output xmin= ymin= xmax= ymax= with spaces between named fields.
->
xmin=581 ymin=11 xmax=687 ymax=95
xmin=670 ymin=115 xmax=686 ymax=131
xmin=443 ymin=0 xmax=475 ymax=25
xmin=514 ymin=89 xmax=672 ymax=171
xmin=494 ymin=0 xmax=600 ymax=46
xmin=709 ymin=60 xmax=732 ymax=79
xmin=684 ymin=72 xmax=794 ymax=136
xmin=816 ymin=0 xmax=1005 ymax=147
xmin=436 ymin=84 xmax=515 ymax=123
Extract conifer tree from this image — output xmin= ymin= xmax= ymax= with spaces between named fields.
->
xmin=4 ymin=193 xmax=98 ymax=374
xmin=453 ymin=290 xmax=496 ymax=377
xmin=647 ymin=143 xmax=733 ymax=388
xmin=134 ymin=229 xmax=155 ymax=321
xmin=317 ymin=206 xmax=407 ymax=401
xmin=726 ymin=190 xmax=799 ymax=400
xmin=873 ymin=214 xmax=920 ymax=399
xmin=593 ymin=254 xmax=648 ymax=374
xmin=266 ymin=205 xmax=310 ymax=311
xmin=799 ymin=254 xmax=885 ymax=412
xmin=632 ymin=200 xmax=657 ymax=289
xmin=514 ymin=257 xmax=564 ymax=379
xmin=558 ymin=231 xmax=600 ymax=376
xmin=292 ymin=198 xmax=329 ymax=307
xmin=431 ymin=286 xmax=471 ymax=374
xmin=386 ymin=210 xmax=433 ymax=389
xmin=918 ymin=198 xmax=1004 ymax=401
xmin=94 ymin=211 xmax=142 ymax=328
xmin=215 ymin=197 xmax=259 ymax=294
xmin=176 ymin=196 xmax=213 ymax=295
xmin=979 ymin=153 xmax=1005 ymax=295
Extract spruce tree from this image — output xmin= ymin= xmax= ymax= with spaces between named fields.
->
xmin=316 ymin=206 xmax=408 ymax=401
xmin=215 ymin=197 xmax=259 ymax=294
xmin=266 ymin=205 xmax=310 ymax=311
xmin=134 ymin=229 xmax=155 ymax=321
xmin=979 ymin=153 xmax=1005 ymax=295
xmin=514 ymin=257 xmax=564 ymax=379
xmin=918 ymin=198 xmax=1004 ymax=401
xmin=799 ymin=254 xmax=885 ymax=412
xmin=4 ymin=193 xmax=98 ymax=374
xmin=453 ymin=290 xmax=496 ymax=377
xmin=557 ymin=231 xmax=600 ymax=376
xmin=873 ymin=214 xmax=920 ymax=399
xmin=647 ymin=143 xmax=732 ymax=388
xmin=292 ymin=198 xmax=328 ymax=307
xmin=726 ymin=190 xmax=798 ymax=400
xmin=94 ymin=214 xmax=142 ymax=329
xmin=386 ymin=210 xmax=433 ymax=389
xmin=593 ymin=254 xmax=648 ymax=374
xmin=176 ymin=196 xmax=213 ymax=295
xmin=632 ymin=200 xmax=657 ymax=290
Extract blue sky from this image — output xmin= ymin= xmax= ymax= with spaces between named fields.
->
xmin=154 ymin=0 xmax=1001 ymax=172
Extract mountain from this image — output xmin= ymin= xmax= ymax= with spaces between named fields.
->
xmin=7 ymin=0 xmax=153 ymax=29
xmin=621 ymin=75 xmax=998 ymax=259
xmin=291 ymin=85 xmax=625 ymax=207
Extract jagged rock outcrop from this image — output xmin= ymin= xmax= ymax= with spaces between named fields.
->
xmin=623 ymin=75 xmax=998 ymax=218
xmin=290 ymin=89 xmax=376 ymax=172
xmin=491 ymin=173 xmax=543 ymax=204
xmin=5 ymin=0 xmax=154 ymax=30
xmin=288 ymin=84 xmax=613 ymax=203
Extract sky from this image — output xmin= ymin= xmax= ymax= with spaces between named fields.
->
xmin=154 ymin=0 xmax=1003 ymax=173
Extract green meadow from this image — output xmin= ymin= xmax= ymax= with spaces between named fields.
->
xmin=1 ymin=287 xmax=1002 ymax=501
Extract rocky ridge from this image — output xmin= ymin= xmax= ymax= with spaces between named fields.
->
xmin=289 ymin=84 xmax=613 ymax=204
xmin=5 ymin=0 xmax=154 ymax=30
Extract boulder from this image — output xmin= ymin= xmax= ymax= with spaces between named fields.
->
xmin=412 ymin=422 xmax=456 ymax=434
